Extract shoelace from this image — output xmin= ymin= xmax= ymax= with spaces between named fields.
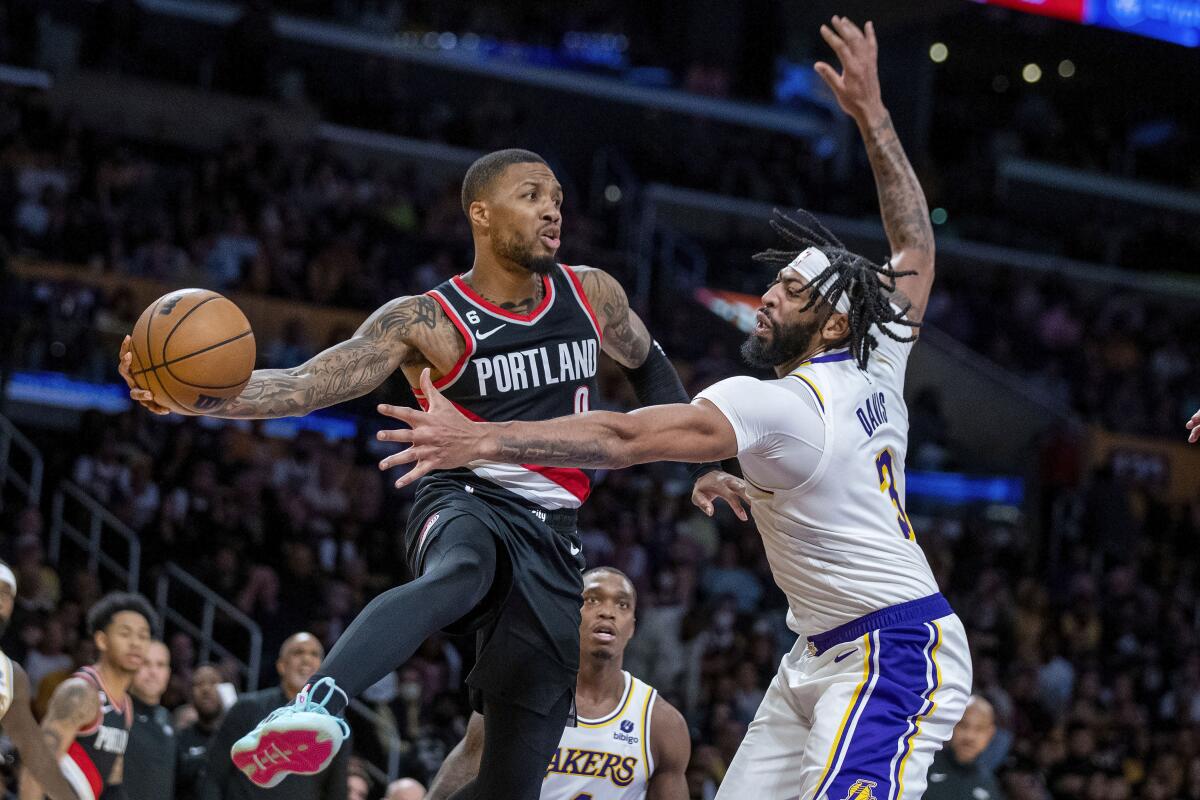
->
xmin=262 ymin=677 xmax=351 ymax=738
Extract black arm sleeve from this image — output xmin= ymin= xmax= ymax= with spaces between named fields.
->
xmin=620 ymin=341 xmax=720 ymax=481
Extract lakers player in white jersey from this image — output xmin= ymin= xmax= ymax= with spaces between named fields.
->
xmin=379 ymin=15 xmax=970 ymax=800
xmin=425 ymin=567 xmax=690 ymax=800
xmin=0 ymin=561 xmax=83 ymax=800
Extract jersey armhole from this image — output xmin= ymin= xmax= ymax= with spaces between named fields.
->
xmin=787 ymin=374 xmax=836 ymax=496
xmin=642 ymin=686 xmax=657 ymax=781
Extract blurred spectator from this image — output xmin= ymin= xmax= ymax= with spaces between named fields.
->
xmin=385 ymin=777 xmax=426 ymax=800
xmin=126 ymin=640 xmax=179 ymax=800
xmin=346 ymin=758 xmax=371 ymax=800
xmin=926 ymin=695 xmax=1004 ymax=800
xmin=176 ymin=664 xmax=228 ymax=800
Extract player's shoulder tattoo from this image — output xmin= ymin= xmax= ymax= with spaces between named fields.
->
xmin=45 ymin=676 xmax=99 ymax=728
xmin=571 ymin=266 xmax=650 ymax=366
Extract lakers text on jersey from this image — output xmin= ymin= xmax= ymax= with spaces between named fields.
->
xmin=543 ymin=672 xmax=657 ymax=800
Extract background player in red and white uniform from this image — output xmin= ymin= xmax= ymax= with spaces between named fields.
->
xmin=379 ymin=17 xmax=971 ymax=800
xmin=19 ymin=592 xmax=156 ymax=800
xmin=426 ymin=567 xmax=690 ymax=800
xmin=0 ymin=561 xmax=82 ymax=800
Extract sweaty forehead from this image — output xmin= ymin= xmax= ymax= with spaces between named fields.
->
xmin=584 ymin=573 xmax=635 ymax=600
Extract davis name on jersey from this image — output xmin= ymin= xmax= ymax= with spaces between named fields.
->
xmin=474 ymin=339 xmax=599 ymax=396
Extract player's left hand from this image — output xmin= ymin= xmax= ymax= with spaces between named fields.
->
xmin=692 ymin=470 xmax=750 ymax=522
xmin=814 ymin=16 xmax=885 ymax=125
xmin=1187 ymin=407 xmax=1200 ymax=443
xmin=377 ymin=369 xmax=481 ymax=488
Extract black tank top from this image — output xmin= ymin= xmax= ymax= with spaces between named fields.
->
xmin=420 ymin=265 xmax=602 ymax=510
xmin=61 ymin=666 xmax=131 ymax=800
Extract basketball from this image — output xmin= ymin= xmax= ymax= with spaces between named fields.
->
xmin=128 ymin=289 xmax=256 ymax=414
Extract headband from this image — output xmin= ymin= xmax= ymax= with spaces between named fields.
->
xmin=785 ymin=247 xmax=851 ymax=315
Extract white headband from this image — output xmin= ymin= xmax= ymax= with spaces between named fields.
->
xmin=0 ymin=563 xmax=16 ymax=594
xmin=785 ymin=247 xmax=851 ymax=315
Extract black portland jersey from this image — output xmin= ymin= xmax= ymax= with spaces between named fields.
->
xmin=419 ymin=265 xmax=602 ymax=509
xmin=60 ymin=666 xmax=132 ymax=800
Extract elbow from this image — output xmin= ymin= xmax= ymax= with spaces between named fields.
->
xmin=599 ymin=415 xmax=647 ymax=470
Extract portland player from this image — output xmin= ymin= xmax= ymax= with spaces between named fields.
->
xmin=378 ymin=18 xmax=971 ymax=800
xmin=426 ymin=567 xmax=690 ymax=800
xmin=117 ymin=150 xmax=728 ymax=799
xmin=19 ymin=592 xmax=156 ymax=800
xmin=0 ymin=561 xmax=82 ymax=800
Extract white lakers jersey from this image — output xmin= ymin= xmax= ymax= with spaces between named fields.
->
xmin=542 ymin=672 xmax=657 ymax=800
xmin=696 ymin=323 xmax=939 ymax=637
xmin=0 ymin=649 xmax=15 ymax=719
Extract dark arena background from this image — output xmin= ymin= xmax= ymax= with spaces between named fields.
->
xmin=2 ymin=1 xmax=1200 ymax=798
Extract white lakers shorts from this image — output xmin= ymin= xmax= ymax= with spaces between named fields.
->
xmin=717 ymin=594 xmax=971 ymax=800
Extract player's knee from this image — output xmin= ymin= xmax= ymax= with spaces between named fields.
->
xmin=426 ymin=538 xmax=496 ymax=597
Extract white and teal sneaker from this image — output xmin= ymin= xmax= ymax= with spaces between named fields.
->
xmin=230 ymin=678 xmax=350 ymax=788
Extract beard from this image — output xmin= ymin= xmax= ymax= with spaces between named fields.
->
xmin=740 ymin=314 xmax=821 ymax=369
xmin=0 ymin=616 xmax=7 ymax=639
xmin=495 ymin=229 xmax=559 ymax=275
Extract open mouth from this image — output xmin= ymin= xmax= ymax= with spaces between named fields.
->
xmin=592 ymin=624 xmax=616 ymax=643
xmin=540 ymin=228 xmax=561 ymax=249
xmin=755 ymin=311 xmax=771 ymax=334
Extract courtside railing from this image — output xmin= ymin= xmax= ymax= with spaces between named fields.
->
xmin=49 ymin=481 xmax=141 ymax=592
xmin=0 ymin=413 xmax=44 ymax=512
xmin=155 ymin=562 xmax=264 ymax=692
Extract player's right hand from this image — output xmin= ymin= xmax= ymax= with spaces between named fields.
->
xmin=814 ymin=16 xmax=885 ymax=125
xmin=119 ymin=335 xmax=172 ymax=415
xmin=1188 ymin=408 xmax=1200 ymax=444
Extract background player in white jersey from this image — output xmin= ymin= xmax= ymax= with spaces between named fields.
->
xmin=0 ymin=561 xmax=81 ymax=800
xmin=378 ymin=15 xmax=971 ymax=800
xmin=425 ymin=567 xmax=690 ymax=800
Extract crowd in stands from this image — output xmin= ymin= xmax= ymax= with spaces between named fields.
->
xmin=3 ymin=86 xmax=1196 ymax=439
xmin=4 ymin=0 xmax=1198 ymax=273
xmin=2 ymin=12 xmax=1200 ymax=798
xmin=3 ymin=355 xmax=1200 ymax=798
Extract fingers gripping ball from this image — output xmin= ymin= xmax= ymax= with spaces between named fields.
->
xmin=129 ymin=289 xmax=256 ymax=414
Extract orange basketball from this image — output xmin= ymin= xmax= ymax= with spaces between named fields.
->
xmin=129 ymin=289 xmax=256 ymax=414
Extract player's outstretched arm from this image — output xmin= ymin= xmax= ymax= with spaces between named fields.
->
xmin=647 ymin=699 xmax=691 ymax=800
xmin=378 ymin=369 xmax=737 ymax=487
xmin=19 ymin=677 xmax=99 ymax=800
xmin=425 ymin=712 xmax=485 ymax=800
xmin=120 ymin=295 xmax=437 ymax=418
xmin=7 ymin=665 xmax=82 ymax=800
xmin=816 ymin=16 xmax=936 ymax=322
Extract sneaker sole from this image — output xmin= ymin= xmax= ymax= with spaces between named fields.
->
xmin=231 ymin=728 xmax=337 ymax=788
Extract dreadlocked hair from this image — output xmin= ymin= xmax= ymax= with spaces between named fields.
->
xmin=753 ymin=208 xmax=922 ymax=370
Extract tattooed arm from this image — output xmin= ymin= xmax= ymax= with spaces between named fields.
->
xmin=6 ymin=664 xmax=82 ymax=800
xmin=208 ymin=296 xmax=439 ymax=418
xmin=377 ymin=369 xmax=738 ymax=485
xmin=815 ymin=16 xmax=935 ymax=321
xmin=572 ymin=267 xmax=652 ymax=368
xmin=19 ymin=677 xmax=99 ymax=800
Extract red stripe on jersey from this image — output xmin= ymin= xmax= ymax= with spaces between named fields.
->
xmin=523 ymin=463 xmax=592 ymax=502
xmin=425 ymin=290 xmax=476 ymax=390
xmin=66 ymin=741 xmax=104 ymax=799
xmin=451 ymin=274 xmax=554 ymax=322
xmin=560 ymin=265 xmax=603 ymax=343
xmin=410 ymin=398 xmax=590 ymax=502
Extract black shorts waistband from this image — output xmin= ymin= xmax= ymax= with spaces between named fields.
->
xmin=521 ymin=504 xmax=578 ymax=533
xmin=806 ymin=593 xmax=952 ymax=656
